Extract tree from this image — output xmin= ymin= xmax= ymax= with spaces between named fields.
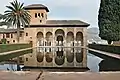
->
xmin=0 ymin=14 xmax=9 ymax=26
xmin=98 ymin=0 xmax=120 ymax=44
xmin=3 ymin=0 xmax=31 ymax=42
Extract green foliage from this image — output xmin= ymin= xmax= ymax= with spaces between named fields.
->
xmin=88 ymin=44 xmax=120 ymax=55
xmin=1 ymin=38 xmax=7 ymax=44
xmin=0 ymin=41 xmax=2 ymax=44
xmin=3 ymin=0 xmax=31 ymax=42
xmin=0 ymin=48 xmax=32 ymax=62
xmin=0 ymin=43 xmax=32 ymax=62
xmin=0 ymin=14 xmax=10 ymax=26
xmin=0 ymin=44 xmax=31 ymax=53
xmin=98 ymin=0 xmax=120 ymax=43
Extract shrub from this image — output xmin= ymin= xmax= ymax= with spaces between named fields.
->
xmin=1 ymin=38 xmax=7 ymax=44
xmin=88 ymin=44 xmax=120 ymax=55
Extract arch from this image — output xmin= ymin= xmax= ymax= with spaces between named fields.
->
xmin=76 ymin=32 xmax=83 ymax=47
xmin=55 ymin=29 xmax=65 ymax=46
xmin=46 ymin=32 xmax=53 ymax=46
xmin=76 ymin=52 xmax=83 ymax=63
xmin=46 ymin=32 xmax=53 ymax=41
xmin=67 ymin=31 xmax=74 ymax=42
xmin=55 ymin=56 xmax=65 ymax=65
xmin=57 ymin=35 xmax=63 ymax=41
xmin=56 ymin=51 xmax=64 ymax=57
xmin=37 ymin=32 xmax=43 ymax=39
xmin=37 ymin=32 xmax=44 ymax=46
xmin=36 ymin=52 xmax=44 ymax=63
xmin=55 ymin=29 xmax=65 ymax=36
xmin=45 ymin=52 xmax=53 ymax=63
xmin=76 ymin=32 xmax=83 ymax=41
xmin=75 ymin=32 xmax=83 ymax=63
xmin=66 ymin=51 xmax=74 ymax=63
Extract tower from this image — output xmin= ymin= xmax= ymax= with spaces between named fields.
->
xmin=24 ymin=4 xmax=49 ymax=25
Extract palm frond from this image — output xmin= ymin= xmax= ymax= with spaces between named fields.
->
xmin=6 ymin=6 xmax=16 ymax=12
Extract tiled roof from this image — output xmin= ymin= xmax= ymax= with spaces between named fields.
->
xmin=46 ymin=20 xmax=89 ymax=26
xmin=25 ymin=20 xmax=90 ymax=27
xmin=0 ymin=28 xmax=24 ymax=33
xmin=24 ymin=4 xmax=49 ymax=12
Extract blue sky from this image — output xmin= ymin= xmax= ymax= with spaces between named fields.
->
xmin=0 ymin=0 xmax=101 ymax=28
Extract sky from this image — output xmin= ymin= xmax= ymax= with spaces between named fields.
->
xmin=0 ymin=0 xmax=101 ymax=28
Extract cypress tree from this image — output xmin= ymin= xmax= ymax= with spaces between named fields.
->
xmin=98 ymin=0 xmax=120 ymax=44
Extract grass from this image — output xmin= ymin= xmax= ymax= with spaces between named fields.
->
xmin=0 ymin=44 xmax=31 ymax=53
xmin=0 ymin=43 xmax=32 ymax=62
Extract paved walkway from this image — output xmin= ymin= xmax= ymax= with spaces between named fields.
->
xmin=0 ymin=71 xmax=120 ymax=80
xmin=0 ymin=47 xmax=33 ymax=56
xmin=87 ymin=48 xmax=120 ymax=59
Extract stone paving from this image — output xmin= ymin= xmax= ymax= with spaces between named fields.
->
xmin=0 ymin=71 xmax=120 ymax=80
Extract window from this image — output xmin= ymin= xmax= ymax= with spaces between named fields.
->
xmin=6 ymin=33 xmax=10 ymax=38
xmin=38 ymin=13 xmax=40 ymax=17
xmin=26 ymin=33 xmax=28 ymax=36
xmin=26 ymin=58 xmax=28 ymax=61
xmin=7 ymin=41 xmax=9 ymax=44
xmin=35 ymin=13 xmax=37 ymax=18
xmin=11 ymin=34 xmax=13 ymax=38
xmin=13 ymin=40 xmax=15 ymax=43
xmin=3 ymin=34 xmax=5 ymax=38
xmin=40 ymin=20 xmax=42 ymax=23
xmin=41 ymin=13 xmax=44 ymax=17
xmin=20 ymin=33 xmax=22 ymax=37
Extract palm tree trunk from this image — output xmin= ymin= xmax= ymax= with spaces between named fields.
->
xmin=17 ymin=23 xmax=20 ymax=43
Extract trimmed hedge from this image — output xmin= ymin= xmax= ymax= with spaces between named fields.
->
xmin=0 ymin=44 xmax=32 ymax=53
xmin=88 ymin=44 xmax=120 ymax=55
xmin=1 ymin=38 xmax=7 ymax=44
xmin=0 ymin=49 xmax=32 ymax=62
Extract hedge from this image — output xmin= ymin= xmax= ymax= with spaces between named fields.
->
xmin=0 ymin=44 xmax=32 ymax=53
xmin=88 ymin=44 xmax=120 ymax=55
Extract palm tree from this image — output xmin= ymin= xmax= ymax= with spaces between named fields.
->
xmin=0 ymin=14 xmax=9 ymax=26
xmin=3 ymin=0 xmax=31 ymax=42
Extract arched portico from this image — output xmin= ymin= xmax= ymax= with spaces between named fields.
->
xmin=55 ymin=29 xmax=65 ymax=46
xmin=66 ymin=31 xmax=74 ymax=63
xmin=37 ymin=32 xmax=44 ymax=46
xmin=32 ymin=28 xmax=87 ymax=67
xmin=76 ymin=32 xmax=83 ymax=63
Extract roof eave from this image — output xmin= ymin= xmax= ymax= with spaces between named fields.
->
xmin=24 ymin=7 xmax=49 ymax=12
xmin=25 ymin=24 xmax=90 ymax=27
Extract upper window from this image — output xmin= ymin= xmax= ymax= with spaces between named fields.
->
xmin=11 ymin=34 xmax=13 ymax=38
xmin=38 ymin=13 xmax=40 ymax=17
xmin=13 ymin=40 xmax=15 ymax=43
xmin=26 ymin=33 xmax=28 ymax=36
xmin=3 ymin=34 xmax=5 ymax=38
xmin=7 ymin=41 xmax=9 ymax=44
xmin=20 ymin=33 xmax=22 ymax=37
xmin=6 ymin=33 xmax=10 ymax=38
xmin=35 ymin=13 xmax=37 ymax=18
xmin=41 ymin=13 xmax=44 ymax=18
xmin=40 ymin=20 xmax=42 ymax=23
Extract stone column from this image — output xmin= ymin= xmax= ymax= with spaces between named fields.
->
xmin=43 ymin=28 xmax=46 ymax=67
xmin=82 ymin=28 xmax=87 ymax=68
xmin=52 ymin=28 xmax=55 ymax=67
xmin=74 ymin=28 xmax=77 ymax=67
xmin=64 ymin=28 xmax=67 ymax=67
